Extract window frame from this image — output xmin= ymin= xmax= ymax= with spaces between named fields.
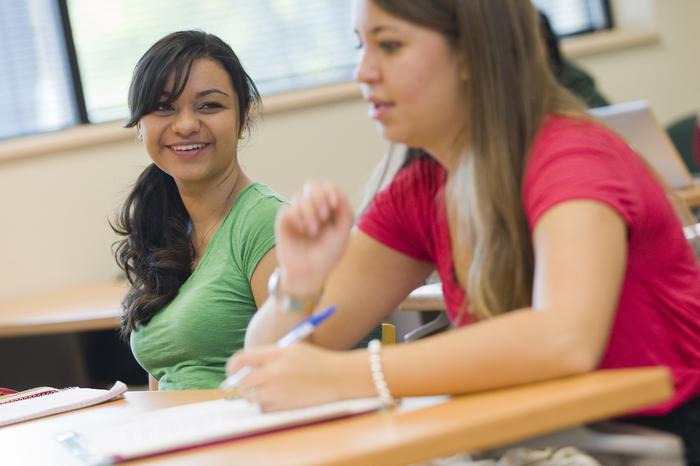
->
xmin=537 ymin=0 xmax=614 ymax=38
xmin=58 ymin=0 xmax=89 ymax=124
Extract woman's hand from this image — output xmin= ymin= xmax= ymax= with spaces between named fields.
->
xmin=225 ymin=343 xmax=370 ymax=411
xmin=275 ymin=182 xmax=354 ymax=298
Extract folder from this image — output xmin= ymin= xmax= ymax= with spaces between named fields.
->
xmin=57 ymin=396 xmax=384 ymax=465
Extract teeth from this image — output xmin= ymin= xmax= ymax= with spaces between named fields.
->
xmin=172 ymin=143 xmax=205 ymax=151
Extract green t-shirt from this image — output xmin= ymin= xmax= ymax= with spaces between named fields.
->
xmin=130 ymin=183 xmax=285 ymax=390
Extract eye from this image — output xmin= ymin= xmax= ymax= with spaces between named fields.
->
xmin=154 ymin=102 xmax=173 ymax=112
xmin=379 ymin=40 xmax=402 ymax=54
xmin=198 ymin=101 xmax=224 ymax=111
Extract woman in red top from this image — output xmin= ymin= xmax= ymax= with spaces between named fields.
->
xmin=227 ymin=1 xmax=700 ymax=461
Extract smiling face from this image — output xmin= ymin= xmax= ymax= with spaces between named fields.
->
xmin=138 ymin=58 xmax=241 ymax=186
xmin=353 ymin=0 xmax=469 ymax=163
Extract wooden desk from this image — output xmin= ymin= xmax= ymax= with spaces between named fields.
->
xmin=2 ymin=367 xmax=672 ymax=466
xmin=677 ymin=184 xmax=700 ymax=209
xmin=0 ymin=280 xmax=126 ymax=337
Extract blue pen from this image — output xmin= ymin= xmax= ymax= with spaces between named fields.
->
xmin=220 ymin=305 xmax=337 ymax=395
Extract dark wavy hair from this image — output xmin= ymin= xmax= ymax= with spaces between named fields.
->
xmin=113 ymin=30 xmax=261 ymax=337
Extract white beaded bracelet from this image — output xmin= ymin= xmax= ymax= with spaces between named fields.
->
xmin=367 ymin=339 xmax=396 ymax=408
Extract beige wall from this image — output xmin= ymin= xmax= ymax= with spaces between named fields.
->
xmin=0 ymin=100 xmax=386 ymax=300
xmin=1 ymin=0 xmax=699 ymax=300
xmin=577 ymin=0 xmax=700 ymax=122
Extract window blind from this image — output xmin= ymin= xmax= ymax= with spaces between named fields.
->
xmin=66 ymin=0 xmax=358 ymax=123
xmin=533 ymin=0 xmax=611 ymax=37
xmin=0 ymin=0 xmax=78 ymax=140
xmin=1 ymin=0 xmax=613 ymax=138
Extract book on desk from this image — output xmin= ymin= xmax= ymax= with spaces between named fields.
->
xmin=56 ymin=395 xmax=384 ymax=465
xmin=0 ymin=381 xmax=127 ymax=428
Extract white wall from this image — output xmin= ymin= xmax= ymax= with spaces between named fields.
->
xmin=1 ymin=0 xmax=699 ymax=300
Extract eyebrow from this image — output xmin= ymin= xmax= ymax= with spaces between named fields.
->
xmin=354 ymin=24 xmax=400 ymax=35
xmin=159 ymin=88 xmax=229 ymax=99
xmin=196 ymin=88 xmax=229 ymax=98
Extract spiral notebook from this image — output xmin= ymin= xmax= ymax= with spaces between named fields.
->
xmin=0 ymin=381 xmax=127 ymax=427
xmin=56 ymin=396 xmax=383 ymax=465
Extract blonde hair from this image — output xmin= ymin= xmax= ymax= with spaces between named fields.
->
xmin=372 ymin=0 xmax=587 ymax=320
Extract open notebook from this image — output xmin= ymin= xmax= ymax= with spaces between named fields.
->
xmin=0 ymin=381 xmax=127 ymax=427
xmin=57 ymin=396 xmax=384 ymax=465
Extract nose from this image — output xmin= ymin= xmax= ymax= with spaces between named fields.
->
xmin=171 ymin=108 xmax=200 ymax=136
xmin=353 ymin=48 xmax=379 ymax=84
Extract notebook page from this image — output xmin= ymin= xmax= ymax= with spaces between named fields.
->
xmin=0 ymin=387 xmax=58 ymax=405
xmin=58 ymin=397 xmax=382 ymax=464
xmin=0 ymin=381 xmax=127 ymax=427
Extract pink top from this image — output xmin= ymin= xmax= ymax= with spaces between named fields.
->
xmin=357 ymin=116 xmax=700 ymax=415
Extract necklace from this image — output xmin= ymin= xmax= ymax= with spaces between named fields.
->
xmin=191 ymin=171 xmax=242 ymax=267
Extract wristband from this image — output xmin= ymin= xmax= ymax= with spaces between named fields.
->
xmin=267 ymin=268 xmax=320 ymax=313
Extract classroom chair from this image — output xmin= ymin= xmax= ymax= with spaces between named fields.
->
xmin=487 ymin=422 xmax=685 ymax=466
xmin=398 ymin=282 xmax=450 ymax=342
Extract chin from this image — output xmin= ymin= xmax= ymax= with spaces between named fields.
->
xmin=170 ymin=168 xmax=209 ymax=184
xmin=376 ymin=124 xmax=411 ymax=146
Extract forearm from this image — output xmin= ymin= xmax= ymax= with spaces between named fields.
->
xmin=340 ymin=307 xmax=601 ymax=399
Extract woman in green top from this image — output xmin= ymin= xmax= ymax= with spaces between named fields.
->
xmin=112 ymin=31 xmax=285 ymax=390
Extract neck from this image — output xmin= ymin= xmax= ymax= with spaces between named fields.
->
xmin=422 ymin=128 xmax=469 ymax=173
xmin=177 ymin=166 xmax=251 ymax=256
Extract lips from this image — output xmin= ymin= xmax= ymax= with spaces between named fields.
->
xmin=166 ymin=142 xmax=210 ymax=157
xmin=367 ymin=99 xmax=394 ymax=120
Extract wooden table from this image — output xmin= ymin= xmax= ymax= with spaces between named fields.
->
xmin=0 ymin=281 xmax=440 ymax=336
xmin=1 ymin=367 xmax=672 ymax=466
xmin=0 ymin=280 xmax=126 ymax=337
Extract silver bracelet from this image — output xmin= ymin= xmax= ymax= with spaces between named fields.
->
xmin=367 ymin=339 xmax=396 ymax=408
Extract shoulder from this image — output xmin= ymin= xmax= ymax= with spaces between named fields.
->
xmin=383 ymin=155 xmax=444 ymax=203
xmin=357 ymin=154 xmax=443 ymax=261
xmin=225 ymin=182 xmax=286 ymax=249
xmin=524 ymin=115 xmax=648 ymax=229
xmin=530 ymin=115 xmax=622 ymax=154
xmin=230 ymin=183 xmax=287 ymax=228
xmin=526 ymin=115 xmax=636 ymax=178
xmin=226 ymin=183 xmax=285 ymax=274
xmin=361 ymin=154 xmax=444 ymax=225
xmin=236 ymin=182 xmax=287 ymax=211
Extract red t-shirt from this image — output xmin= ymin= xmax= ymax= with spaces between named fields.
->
xmin=357 ymin=116 xmax=700 ymax=415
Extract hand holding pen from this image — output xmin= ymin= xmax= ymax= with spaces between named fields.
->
xmin=220 ymin=305 xmax=337 ymax=398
